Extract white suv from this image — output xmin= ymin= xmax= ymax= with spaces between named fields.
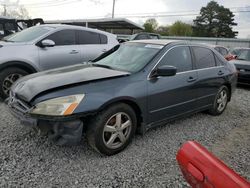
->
xmin=0 ymin=24 xmax=118 ymax=99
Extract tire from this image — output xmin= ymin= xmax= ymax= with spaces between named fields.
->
xmin=87 ymin=103 xmax=137 ymax=155
xmin=0 ymin=67 xmax=28 ymax=99
xmin=208 ymin=86 xmax=229 ymax=116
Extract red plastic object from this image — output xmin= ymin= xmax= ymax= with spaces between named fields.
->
xmin=176 ymin=141 xmax=250 ymax=188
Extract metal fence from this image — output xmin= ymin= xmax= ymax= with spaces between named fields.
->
xmin=161 ymin=36 xmax=250 ymax=49
xmin=117 ymin=34 xmax=250 ymax=49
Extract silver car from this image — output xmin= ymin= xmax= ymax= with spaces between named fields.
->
xmin=0 ymin=24 xmax=118 ymax=99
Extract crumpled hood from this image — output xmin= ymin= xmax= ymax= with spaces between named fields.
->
xmin=12 ymin=64 xmax=130 ymax=102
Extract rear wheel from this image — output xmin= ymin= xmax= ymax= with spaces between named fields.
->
xmin=0 ymin=67 xmax=28 ymax=99
xmin=87 ymin=103 xmax=137 ymax=155
xmin=209 ymin=86 xmax=229 ymax=116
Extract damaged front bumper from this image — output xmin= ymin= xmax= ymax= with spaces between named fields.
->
xmin=7 ymin=100 xmax=84 ymax=146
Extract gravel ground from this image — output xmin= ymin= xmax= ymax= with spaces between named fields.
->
xmin=0 ymin=88 xmax=249 ymax=187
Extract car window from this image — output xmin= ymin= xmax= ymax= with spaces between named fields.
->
xmin=100 ymin=34 xmax=108 ymax=44
xmin=237 ymin=50 xmax=250 ymax=61
xmin=78 ymin=30 xmax=101 ymax=44
xmin=149 ymin=35 xmax=159 ymax=39
xmin=46 ymin=30 xmax=76 ymax=46
xmin=158 ymin=46 xmax=193 ymax=72
xmin=193 ymin=47 xmax=216 ymax=69
xmin=135 ymin=34 xmax=149 ymax=40
xmin=0 ymin=23 xmax=4 ymax=35
xmin=219 ymin=47 xmax=228 ymax=56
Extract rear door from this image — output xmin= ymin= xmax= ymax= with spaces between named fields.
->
xmin=191 ymin=46 xmax=226 ymax=106
xmin=38 ymin=29 xmax=81 ymax=70
xmin=77 ymin=30 xmax=108 ymax=62
xmin=147 ymin=45 xmax=199 ymax=123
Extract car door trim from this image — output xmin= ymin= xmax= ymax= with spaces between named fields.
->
xmin=149 ymin=93 xmax=216 ymax=114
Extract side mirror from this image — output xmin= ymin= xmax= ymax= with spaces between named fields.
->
xmin=40 ymin=39 xmax=55 ymax=47
xmin=151 ymin=65 xmax=177 ymax=78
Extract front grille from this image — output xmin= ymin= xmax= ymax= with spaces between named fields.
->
xmin=8 ymin=91 xmax=32 ymax=114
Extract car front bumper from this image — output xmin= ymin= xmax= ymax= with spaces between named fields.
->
xmin=7 ymin=102 xmax=84 ymax=146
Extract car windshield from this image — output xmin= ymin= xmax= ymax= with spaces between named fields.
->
xmin=95 ymin=43 xmax=163 ymax=73
xmin=5 ymin=26 xmax=53 ymax=42
xmin=237 ymin=49 xmax=250 ymax=61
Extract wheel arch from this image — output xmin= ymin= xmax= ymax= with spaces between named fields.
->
xmin=98 ymin=97 xmax=144 ymax=133
xmin=0 ymin=61 xmax=38 ymax=74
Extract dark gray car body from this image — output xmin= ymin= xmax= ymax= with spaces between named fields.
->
xmin=8 ymin=40 xmax=237 ymax=142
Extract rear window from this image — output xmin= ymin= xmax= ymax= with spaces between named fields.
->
xmin=78 ymin=30 xmax=101 ymax=44
xmin=193 ymin=47 xmax=216 ymax=69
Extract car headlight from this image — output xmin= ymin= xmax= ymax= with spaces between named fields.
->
xmin=30 ymin=94 xmax=85 ymax=116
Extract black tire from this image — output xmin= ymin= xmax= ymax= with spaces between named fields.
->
xmin=87 ymin=103 xmax=137 ymax=155
xmin=0 ymin=67 xmax=28 ymax=99
xmin=208 ymin=86 xmax=229 ymax=116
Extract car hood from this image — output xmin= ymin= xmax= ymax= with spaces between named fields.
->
xmin=230 ymin=60 xmax=250 ymax=69
xmin=0 ymin=41 xmax=28 ymax=47
xmin=12 ymin=64 xmax=130 ymax=102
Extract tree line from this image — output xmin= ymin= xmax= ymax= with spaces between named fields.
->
xmin=143 ymin=1 xmax=238 ymax=38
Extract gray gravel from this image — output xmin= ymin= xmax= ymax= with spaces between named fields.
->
xmin=0 ymin=88 xmax=249 ymax=187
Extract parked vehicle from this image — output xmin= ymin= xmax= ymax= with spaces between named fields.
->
xmin=213 ymin=45 xmax=229 ymax=57
xmin=225 ymin=47 xmax=248 ymax=61
xmin=230 ymin=48 xmax=250 ymax=85
xmin=7 ymin=40 xmax=237 ymax=155
xmin=118 ymin=32 xmax=161 ymax=43
xmin=0 ymin=24 xmax=118 ymax=99
xmin=0 ymin=16 xmax=44 ymax=39
xmin=177 ymin=141 xmax=250 ymax=188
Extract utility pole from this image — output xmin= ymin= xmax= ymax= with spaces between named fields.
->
xmin=3 ymin=4 xmax=7 ymax=16
xmin=112 ymin=0 xmax=115 ymax=18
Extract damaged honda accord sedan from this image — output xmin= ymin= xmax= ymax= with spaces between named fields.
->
xmin=7 ymin=40 xmax=237 ymax=155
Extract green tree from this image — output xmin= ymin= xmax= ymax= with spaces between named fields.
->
xmin=143 ymin=18 xmax=158 ymax=32
xmin=193 ymin=1 xmax=237 ymax=38
xmin=169 ymin=21 xmax=193 ymax=36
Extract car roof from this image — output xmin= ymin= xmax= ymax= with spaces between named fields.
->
xmin=127 ymin=39 xmax=181 ymax=46
xmin=37 ymin=24 xmax=115 ymax=36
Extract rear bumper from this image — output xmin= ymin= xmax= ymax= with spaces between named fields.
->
xmin=7 ymin=104 xmax=83 ymax=145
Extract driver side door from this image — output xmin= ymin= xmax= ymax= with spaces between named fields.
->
xmin=38 ymin=29 xmax=81 ymax=71
xmin=147 ymin=46 xmax=199 ymax=124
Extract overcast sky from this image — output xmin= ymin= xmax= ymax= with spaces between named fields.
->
xmin=4 ymin=0 xmax=250 ymax=38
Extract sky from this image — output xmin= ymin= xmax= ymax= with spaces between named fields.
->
xmin=1 ymin=0 xmax=250 ymax=38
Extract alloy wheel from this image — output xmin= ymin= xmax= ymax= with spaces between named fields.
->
xmin=103 ymin=112 xmax=132 ymax=149
xmin=216 ymin=90 xmax=227 ymax=112
xmin=2 ymin=74 xmax=22 ymax=96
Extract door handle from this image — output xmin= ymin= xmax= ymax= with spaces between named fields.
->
xmin=187 ymin=76 xmax=197 ymax=82
xmin=102 ymin=49 xmax=107 ymax=52
xmin=69 ymin=50 xmax=79 ymax=54
xmin=218 ymin=70 xmax=224 ymax=76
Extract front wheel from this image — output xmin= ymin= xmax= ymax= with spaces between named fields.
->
xmin=208 ymin=86 xmax=229 ymax=116
xmin=87 ymin=103 xmax=137 ymax=155
xmin=0 ymin=67 xmax=28 ymax=99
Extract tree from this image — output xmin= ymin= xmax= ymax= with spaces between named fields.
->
xmin=156 ymin=26 xmax=170 ymax=36
xmin=0 ymin=0 xmax=30 ymax=19
xmin=193 ymin=1 xmax=237 ymax=38
xmin=169 ymin=21 xmax=193 ymax=36
xmin=143 ymin=18 xmax=158 ymax=33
